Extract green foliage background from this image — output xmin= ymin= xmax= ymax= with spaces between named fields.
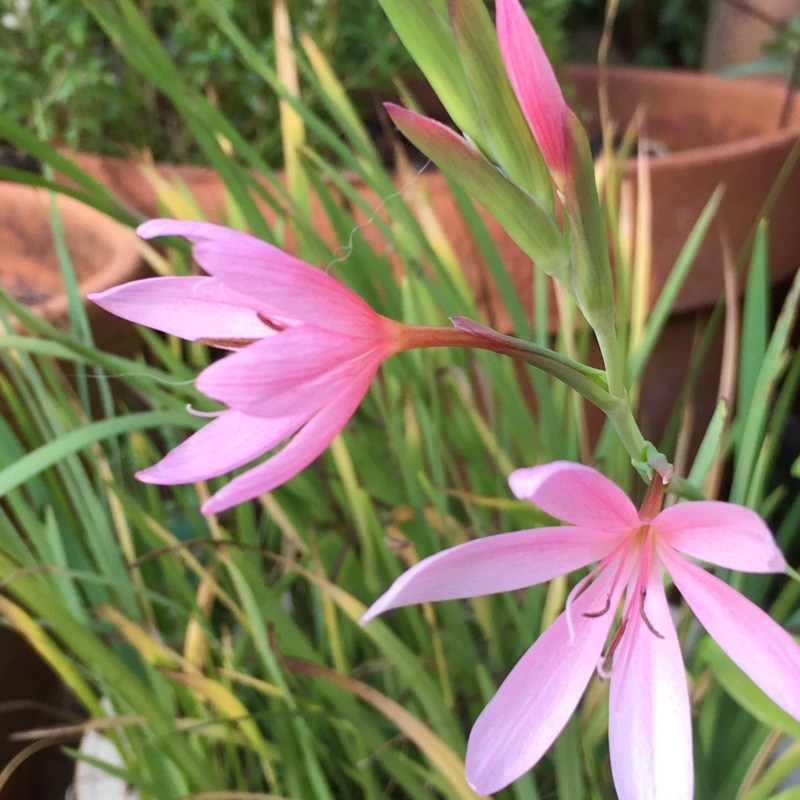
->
xmin=0 ymin=0 xmax=718 ymax=164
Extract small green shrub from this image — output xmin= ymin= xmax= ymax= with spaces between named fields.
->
xmin=0 ymin=0 xmax=570 ymax=164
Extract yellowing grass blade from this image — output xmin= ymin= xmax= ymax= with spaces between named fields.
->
xmin=160 ymin=669 xmax=278 ymax=785
xmin=284 ymin=656 xmax=484 ymax=800
xmin=99 ymin=604 xmax=185 ymax=670
xmin=274 ymin=0 xmax=309 ymax=220
xmin=217 ymin=669 xmax=284 ymax=700
xmin=0 ymin=595 xmax=99 ymax=713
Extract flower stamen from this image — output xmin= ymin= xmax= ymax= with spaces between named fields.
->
xmin=258 ymin=312 xmax=286 ymax=331
xmin=583 ymin=595 xmax=611 ymax=618
xmin=639 ymin=589 xmax=665 ymax=639
xmin=196 ymin=337 xmax=258 ymax=349
xmin=186 ymin=404 xmax=223 ymax=418
xmin=568 ymin=543 xmax=629 ymax=640
xmin=600 ymin=617 xmax=628 ymax=675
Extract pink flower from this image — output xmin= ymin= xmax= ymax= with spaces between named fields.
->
xmin=496 ymin=0 xmax=570 ymax=182
xmin=362 ymin=461 xmax=800 ymax=798
xmin=90 ymin=220 xmax=479 ymax=514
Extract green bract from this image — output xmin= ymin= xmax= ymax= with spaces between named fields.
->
xmin=448 ymin=0 xmax=552 ymax=206
xmin=387 ymin=105 xmax=569 ymax=282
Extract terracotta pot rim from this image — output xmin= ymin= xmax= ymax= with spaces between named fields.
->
xmin=565 ymin=64 xmax=800 ymax=172
xmin=2 ymin=183 xmax=141 ymax=322
xmin=67 ymin=65 xmax=800 ymax=177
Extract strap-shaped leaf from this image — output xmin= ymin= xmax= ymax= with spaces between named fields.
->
xmin=376 ymin=0 xmax=488 ymax=154
xmin=388 ymin=104 xmax=568 ymax=281
xmin=449 ymin=0 xmax=552 ymax=206
xmin=563 ymin=109 xmax=616 ymax=329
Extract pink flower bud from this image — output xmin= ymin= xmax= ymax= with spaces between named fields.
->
xmin=496 ymin=0 xmax=570 ymax=184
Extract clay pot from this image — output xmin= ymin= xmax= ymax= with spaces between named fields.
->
xmin=0 ymin=183 xmax=147 ymax=353
xmin=67 ymin=150 xmax=530 ymax=327
xmin=569 ymin=65 xmax=800 ymax=306
xmin=64 ymin=152 xmax=239 ymax=224
xmin=456 ymin=64 xmax=800 ymax=331
xmin=567 ymin=66 xmax=800 ymax=446
xmin=67 ymin=149 xmax=547 ymax=337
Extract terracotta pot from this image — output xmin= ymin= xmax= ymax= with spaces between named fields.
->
xmin=68 ymin=150 xmax=538 ymax=329
xmin=0 ymin=183 xmax=147 ymax=353
xmin=569 ymin=65 xmax=800 ymax=307
xmin=65 ymin=152 xmax=241 ymax=224
xmin=449 ymin=65 xmax=800 ymax=332
xmin=566 ymin=66 xmax=800 ymax=446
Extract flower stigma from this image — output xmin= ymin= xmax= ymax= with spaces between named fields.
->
xmin=569 ymin=474 xmax=668 ymax=677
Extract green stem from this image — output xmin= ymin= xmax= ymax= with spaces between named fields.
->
xmin=404 ymin=318 xmax=677 ymax=487
xmin=412 ymin=319 xmax=637 ymax=446
xmin=593 ymin=311 xmax=628 ymax=403
xmin=426 ymin=318 xmax=612 ymax=405
xmin=591 ymin=312 xmax=657 ymax=471
xmin=605 ymin=398 xmax=648 ymax=468
xmin=504 ymin=348 xmax=614 ymax=411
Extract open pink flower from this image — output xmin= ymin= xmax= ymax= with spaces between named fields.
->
xmin=90 ymin=220 xmax=480 ymax=514
xmin=496 ymin=0 xmax=570 ymax=183
xmin=362 ymin=461 xmax=800 ymax=798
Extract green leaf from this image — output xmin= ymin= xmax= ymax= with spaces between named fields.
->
xmin=448 ymin=0 xmax=551 ymax=204
xmin=0 ymin=119 xmax=135 ymax=222
xmin=629 ymin=187 xmax=723 ymax=384
xmin=375 ymin=0 xmax=486 ymax=151
xmin=731 ymin=229 xmax=800 ymax=505
xmin=738 ymin=222 xmax=769 ymax=433
xmin=0 ymin=550 xmax=211 ymax=789
xmin=698 ymin=637 xmax=800 ymax=740
xmin=387 ymin=105 xmax=567 ymax=279
xmin=0 ymin=411 xmax=190 ymax=498
xmin=765 ymin=785 xmax=800 ymax=800
xmin=563 ymin=110 xmax=616 ymax=331
xmin=687 ymin=399 xmax=728 ymax=487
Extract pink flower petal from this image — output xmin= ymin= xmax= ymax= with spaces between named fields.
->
xmin=509 ymin=461 xmax=639 ymax=531
xmin=137 ymin=219 xmax=266 ymax=245
xmin=662 ymin=547 xmax=800 ymax=723
xmin=137 ymin=219 xmax=311 ymax=277
xmin=89 ymin=276 xmax=282 ymax=342
xmin=609 ymin=561 xmax=693 ymax=800
xmin=138 ymin=219 xmax=384 ymax=337
xmin=201 ymin=364 xmax=378 ymax=514
xmin=653 ymin=501 xmax=785 ymax=574
xmin=466 ymin=563 xmax=625 ymax=794
xmin=136 ymin=408 xmax=310 ymax=484
xmin=361 ymin=524 xmax=624 ymax=623
xmin=496 ymin=0 xmax=569 ymax=176
xmin=191 ymin=240 xmax=383 ymax=337
xmin=195 ymin=329 xmax=390 ymax=418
